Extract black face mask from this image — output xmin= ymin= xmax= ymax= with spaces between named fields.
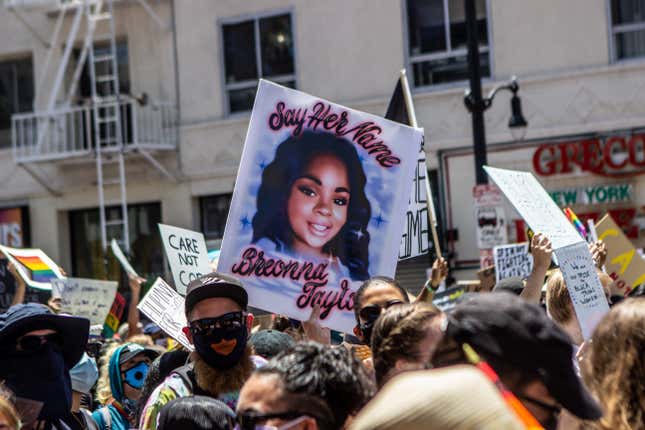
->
xmin=192 ymin=324 xmax=248 ymax=369
xmin=0 ymin=342 xmax=72 ymax=421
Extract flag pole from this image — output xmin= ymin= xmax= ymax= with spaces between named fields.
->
xmin=399 ymin=69 xmax=442 ymax=259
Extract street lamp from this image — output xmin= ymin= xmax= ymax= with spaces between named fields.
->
xmin=463 ymin=0 xmax=528 ymax=185
xmin=464 ymin=76 xmax=528 ymax=141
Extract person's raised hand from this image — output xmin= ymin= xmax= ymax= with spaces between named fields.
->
xmin=430 ymin=257 xmax=448 ymax=289
xmin=302 ymin=304 xmax=331 ymax=345
xmin=531 ymin=233 xmax=552 ymax=271
xmin=589 ymin=240 xmax=607 ymax=268
xmin=128 ymin=273 xmax=146 ymax=296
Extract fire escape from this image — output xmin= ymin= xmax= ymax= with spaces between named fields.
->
xmin=5 ymin=0 xmax=178 ymax=254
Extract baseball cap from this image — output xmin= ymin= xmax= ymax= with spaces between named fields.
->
xmin=446 ymin=292 xmax=602 ymax=420
xmin=0 ymin=303 xmax=89 ymax=368
xmin=118 ymin=342 xmax=160 ymax=365
xmin=493 ymin=276 xmax=525 ymax=295
xmin=184 ymin=272 xmax=248 ymax=315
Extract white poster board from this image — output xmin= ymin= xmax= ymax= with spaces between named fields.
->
xmin=399 ymin=154 xmax=430 ymax=260
xmin=110 ymin=239 xmax=139 ymax=278
xmin=554 ymin=242 xmax=610 ymax=339
xmin=473 ymin=184 xmax=508 ymax=249
xmin=137 ymin=277 xmax=193 ymax=350
xmin=484 ymin=166 xmax=581 ymax=250
xmin=493 ymin=243 xmax=533 ymax=283
xmin=217 ymin=80 xmax=422 ymax=333
xmin=0 ymin=244 xmax=65 ymax=290
xmin=51 ymin=278 xmax=117 ymax=325
xmin=158 ymin=224 xmax=212 ymax=295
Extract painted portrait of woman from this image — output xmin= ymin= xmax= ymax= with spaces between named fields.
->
xmin=252 ymin=131 xmax=371 ymax=281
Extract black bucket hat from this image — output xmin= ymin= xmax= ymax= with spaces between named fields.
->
xmin=0 ymin=303 xmax=90 ymax=368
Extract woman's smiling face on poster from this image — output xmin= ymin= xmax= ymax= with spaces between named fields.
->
xmin=287 ymin=153 xmax=350 ymax=257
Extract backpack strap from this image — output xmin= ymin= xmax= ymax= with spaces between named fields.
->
xmin=172 ymin=363 xmax=207 ymax=396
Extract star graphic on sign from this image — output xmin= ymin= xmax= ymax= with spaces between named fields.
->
xmin=373 ymin=213 xmax=387 ymax=227
xmin=352 ymin=229 xmax=364 ymax=240
xmin=258 ymin=160 xmax=267 ymax=170
xmin=239 ymin=215 xmax=252 ymax=229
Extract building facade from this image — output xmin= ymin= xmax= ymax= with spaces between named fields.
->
xmin=1 ymin=0 xmax=644 ymax=286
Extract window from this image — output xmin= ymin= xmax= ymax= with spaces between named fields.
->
xmin=76 ymin=41 xmax=130 ymax=98
xmin=221 ymin=12 xmax=295 ymax=113
xmin=200 ymin=194 xmax=232 ymax=240
xmin=610 ymin=0 xmax=645 ymax=60
xmin=0 ymin=57 xmax=34 ymax=148
xmin=69 ymin=203 xmax=164 ymax=289
xmin=406 ymin=0 xmax=490 ymax=87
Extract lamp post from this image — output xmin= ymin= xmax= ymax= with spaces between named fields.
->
xmin=463 ymin=0 xmax=527 ymax=185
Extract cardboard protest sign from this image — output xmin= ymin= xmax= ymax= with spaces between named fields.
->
xmin=476 ymin=265 xmax=496 ymax=291
xmin=399 ymin=154 xmax=430 ymax=260
xmin=596 ymin=214 xmax=645 ymax=294
xmin=493 ymin=243 xmax=533 ymax=283
xmin=158 ymin=224 xmax=211 ymax=295
xmin=217 ymin=80 xmax=422 ymax=333
xmin=110 ymin=239 xmax=139 ymax=278
xmin=554 ymin=242 xmax=610 ymax=339
xmin=0 ymin=245 xmax=65 ymax=290
xmin=51 ymin=278 xmax=117 ymax=325
xmin=103 ymin=292 xmax=126 ymax=338
xmin=484 ymin=167 xmax=581 ymax=250
xmin=138 ymin=277 xmax=193 ymax=350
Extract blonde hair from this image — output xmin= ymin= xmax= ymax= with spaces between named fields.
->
xmin=96 ymin=342 xmax=122 ymax=405
xmin=0 ymin=397 xmax=20 ymax=430
xmin=582 ymin=298 xmax=645 ymax=430
xmin=546 ymin=269 xmax=612 ymax=324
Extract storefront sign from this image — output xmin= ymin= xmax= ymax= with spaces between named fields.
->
xmin=549 ymin=184 xmax=633 ymax=206
xmin=533 ymin=134 xmax=645 ymax=178
xmin=0 ymin=207 xmax=26 ymax=248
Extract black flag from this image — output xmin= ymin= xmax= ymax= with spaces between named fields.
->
xmin=384 ymin=79 xmax=410 ymax=126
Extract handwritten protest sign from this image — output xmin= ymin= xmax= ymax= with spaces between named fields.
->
xmin=158 ymin=224 xmax=211 ymax=295
xmin=110 ymin=239 xmax=139 ymax=278
xmin=493 ymin=243 xmax=533 ymax=283
xmin=103 ymin=292 xmax=125 ymax=338
xmin=51 ymin=278 xmax=117 ymax=325
xmin=473 ymin=184 xmax=507 ymax=251
xmin=484 ymin=166 xmax=581 ymax=250
xmin=0 ymin=245 xmax=65 ymax=290
xmin=554 ymin=242 xmax=610 ymax=339
xmin=596 ymin=214 xmax=645 ymax=294
xmin=138 ymin=277 xmax=193 ymax=350
xmin=217 ymin=80 xmax=421 ymax=333
xmin=399 ymin=154 xmax=430 ymax=260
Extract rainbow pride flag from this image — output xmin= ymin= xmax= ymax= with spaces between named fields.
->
xmin=12 ymin=254 xmax=58 ymax=283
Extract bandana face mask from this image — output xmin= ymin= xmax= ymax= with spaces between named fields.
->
xmin=189 ymin=311 xmax=248 ymax=369
xmin=122 ymin=361 xmax=149 ymax=390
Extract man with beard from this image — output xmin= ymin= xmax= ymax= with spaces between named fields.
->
xmin=0 ymin=303 xmax=90 ymax=430
xmin=139 ymin=272 xmax=264 ymax=430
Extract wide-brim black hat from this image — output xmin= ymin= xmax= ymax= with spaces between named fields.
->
xmin=0 ymin=303 xmax=89 ymax=368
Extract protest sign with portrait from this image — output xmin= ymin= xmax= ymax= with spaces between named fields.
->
xmin=218 ymin=80 xmax=422 ymax=332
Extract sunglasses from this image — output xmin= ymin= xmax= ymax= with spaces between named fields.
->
xmin=189 ymin=312 xmax=245 ymax=336
xmin=15 ymin=333 xmax=64 ymax=353
xmin=517 ymin=394 xmax=562 ymax=415
xmin=235 ymin=411 xmax=304 ymax=430
xmin=358 ymin=300 xmax=405 ymax=323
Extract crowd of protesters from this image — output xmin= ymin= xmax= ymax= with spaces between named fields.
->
xmin=1 ymin=232 xmax=645 ymax=430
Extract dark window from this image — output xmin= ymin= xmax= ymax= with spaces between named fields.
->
xmin=0 ymin=57 xmax=34 ymax=148
xmin=69 ymin=202 xmax=163 ymax=290
xmin=406 ymin=0 xmax=489 ymax=87
xmin=77 ymin=41 xmax=130 ymax=98
xmin=611 ymin=0 xmax=645 ymax=60
xmin=200 ymin=194 xmax=232 ymax=240
xmin=222 ymin=13 xmax=295 ymax=113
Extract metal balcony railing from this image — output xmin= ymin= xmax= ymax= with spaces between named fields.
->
xmin=12 ymin=99 xmax=177 ymax=163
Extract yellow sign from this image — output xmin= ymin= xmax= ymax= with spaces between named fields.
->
xmin=596 ymin=214 xmax=645 ymax=294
